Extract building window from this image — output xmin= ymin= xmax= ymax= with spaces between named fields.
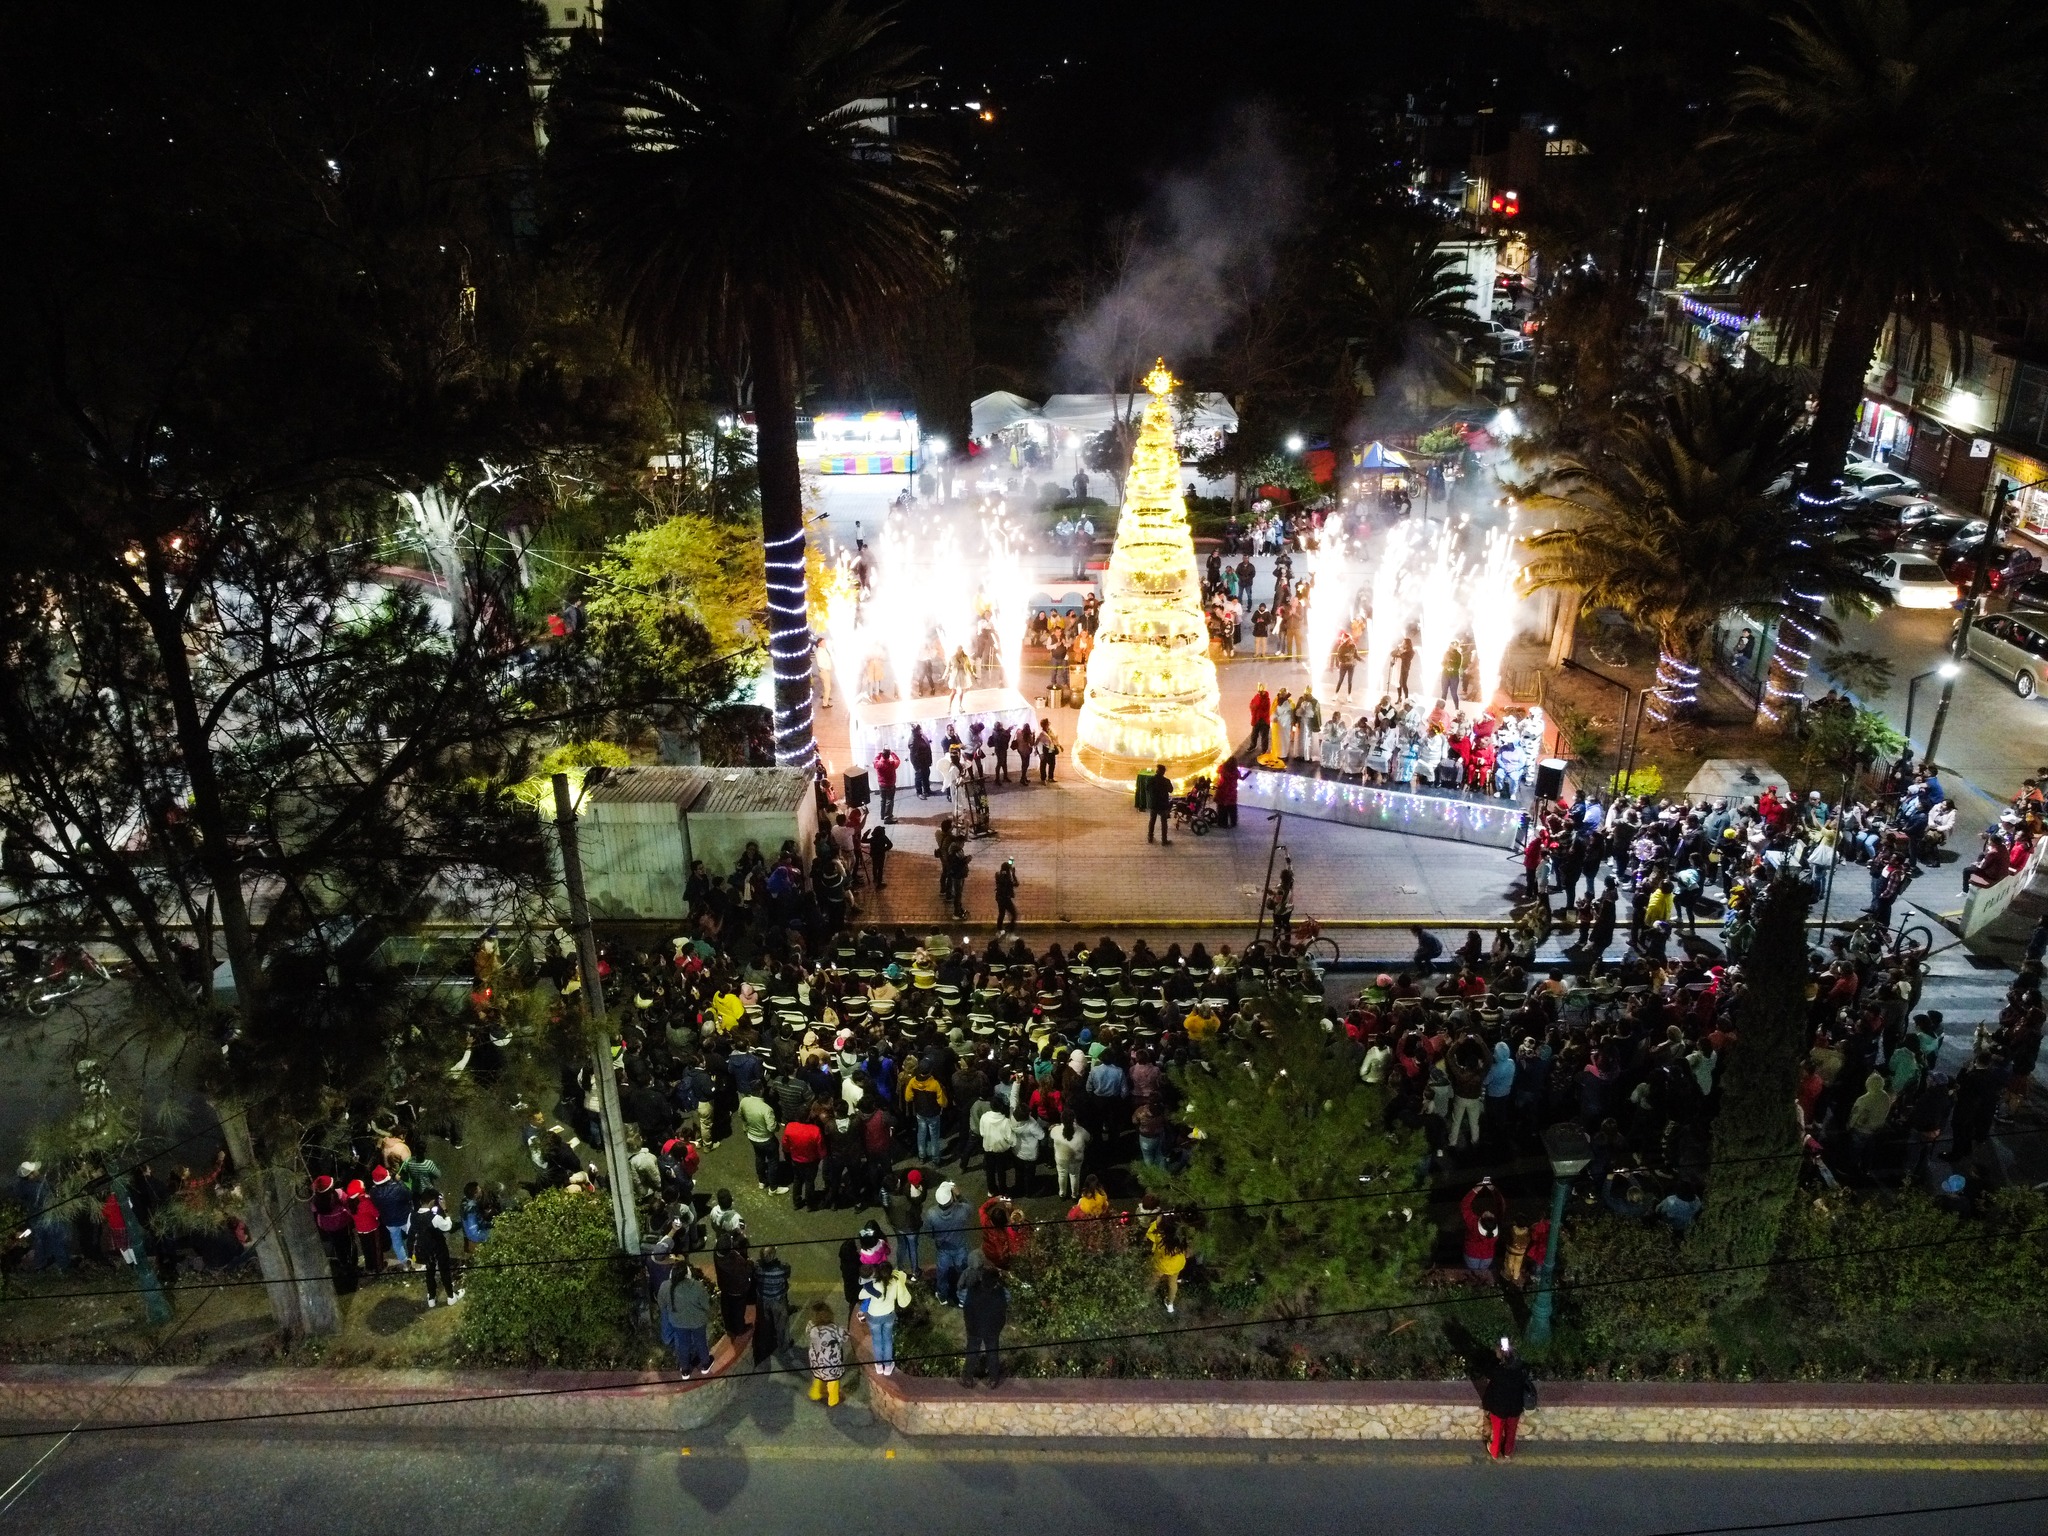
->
xmin=2009 ymin=364 xmax=2048 ymax=449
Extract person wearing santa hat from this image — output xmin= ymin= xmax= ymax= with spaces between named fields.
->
xmin=892 ymin=1167 xmax=930 ymax=1274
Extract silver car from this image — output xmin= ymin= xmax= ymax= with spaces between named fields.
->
xmin=1955 ymin=611 xmax=2048 ymax=698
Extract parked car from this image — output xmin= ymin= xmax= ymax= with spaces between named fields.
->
xmin=2005 ymin=570 xmax=2048 ymax=613
xmin=1857 ymin=493 xmax=1943 ymax=548
xmin=1898 ymin=513 xmax=1984 ymax=552
xmin=1952 ymin=610 xmax=2048 ymax=697
xmin=1839 ymin=457 xmax=1919 ymax=498
xmin=1939 ymin=541 xmax=2043 ymax=594
xmin=1480 ymin=320 xmax=1530 ymax=356
xmin=1876 ymin=552 xmax=1959 ymax=609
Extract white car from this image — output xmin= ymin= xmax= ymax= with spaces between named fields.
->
xmin=1841 ymin=458 xmax=1919 ymax=497
xmin=1878 ymin=552 xmax=1959 ymax=609
xmin=1483 ymin=320 xmax=1530 ymax=356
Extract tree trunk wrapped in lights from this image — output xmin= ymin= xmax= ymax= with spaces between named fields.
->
xmin=1073 ymin=363 xmax=1233 ymax=790
xmin=1642 ymin=647 xmax=1702 ymax=722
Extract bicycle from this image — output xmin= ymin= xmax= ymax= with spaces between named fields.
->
xmin=1288 ymin=915 xmax=1340 ymax=968
xmin=1882 ymin=917 xmax=1935 ymax=967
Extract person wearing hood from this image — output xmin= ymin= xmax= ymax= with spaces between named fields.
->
xmin=1482 ymin=1041 xmax=1517 ymax=1132
xmin=1847 ymin=1071 xmax=1893 ymax=1170
xmin=923 ymin=1181 xmax=973 ymax=1306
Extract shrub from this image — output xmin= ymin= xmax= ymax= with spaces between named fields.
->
xmin=1545 ymin=701 xmax=1601 ymax=761
xmin=1556 ymin=1212 xmax=1708 ymax=1360
xmin=1610 ymin=764 xmax=1663 ymax=798
xmin=1010 ymin=1220 xmax=1157 ymax=1340
xmin=1786 ymin=1186 xmax=2048 ymax=1324
xmin=1415 ymin=426 xmax=1466 ymax=457
xmin=458 ymin=1189 xmax=638 ymax=1367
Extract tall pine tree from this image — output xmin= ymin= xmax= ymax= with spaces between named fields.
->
xmin=1156 ymin=993 xmax=1431 ymax=1313
xmin=1690 ymin=872 xmax=1815 ymax=1302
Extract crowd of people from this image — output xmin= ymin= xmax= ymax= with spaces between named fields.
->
xmin=516 ymin=921 xmax=1286 ymax=1387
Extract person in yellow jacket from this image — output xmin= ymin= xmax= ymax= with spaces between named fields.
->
xmin=1148 ymin=1214 xmax=1189 ymax=1315
xmin=1181 ymin=1002 xmax=1221 ymax=1041
xmin=902 ymin=1066 xmax=947 ymax=1162
xmin=1640 ymin=879 xmax=1676 ymax=935
xmin=710 ymin=989 xmax=744 ymax=1033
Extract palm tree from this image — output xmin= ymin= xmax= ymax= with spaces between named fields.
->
xmin=1692 ymin=0 xmax=2048 ymax=492
xmin=1334 ymin=218 xmax=1478 ymax=412
xmin=554 ymin=0 xmax=954 ymax=765
xmin=1520 ymin=367 xmax=1888 ymax=723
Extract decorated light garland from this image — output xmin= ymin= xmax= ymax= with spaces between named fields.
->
xmin=764 ymin=527 xmax=817 ymax=766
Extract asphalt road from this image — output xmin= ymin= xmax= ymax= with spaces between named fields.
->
xmin=0 ymin=1406 xmax=2044 ymax=1536
xmin=1825 ymin=603 xmax=2048 ymax=836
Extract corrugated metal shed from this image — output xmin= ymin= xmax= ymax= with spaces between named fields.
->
xmin=573 ymin=766 xmax=816 ymax=920
xmin=585 ymin=768 xmax=710 ymax=809
xmin=689 ymin=768 xmax=812 ymax=815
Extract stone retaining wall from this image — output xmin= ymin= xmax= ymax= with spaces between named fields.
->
xmin=863 ymin=1373 xmax=2048 ymax=1445
xmin=0 ymin=1345 xmax=739 ymax=1434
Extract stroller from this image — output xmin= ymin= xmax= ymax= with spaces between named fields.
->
xmin=1169 ymin=775 xmax=1220 ymax=837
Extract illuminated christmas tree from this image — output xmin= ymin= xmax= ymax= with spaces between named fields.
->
xmin=1073 ymin=362 xmax=1232 ymax=790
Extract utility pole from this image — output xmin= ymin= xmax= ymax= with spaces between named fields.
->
xmin=550 ymin=772 xmax=641 ymax=1256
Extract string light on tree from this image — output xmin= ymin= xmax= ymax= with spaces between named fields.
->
xmin=1072 ymin=362 xmax=1232 ymax=789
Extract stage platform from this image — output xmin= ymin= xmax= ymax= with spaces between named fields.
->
xmin=847 ymin=686 xmax=1039 ymax=766
xmin=1238 ymin=767 xmax=1528 ymax=848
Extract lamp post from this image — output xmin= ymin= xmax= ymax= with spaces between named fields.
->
xmin=1902 ymin=663 xmax=1952 ymax=747
xmin=1921 ymin=660 xmax=1963 ymax=771
xmin=1526 ymin=1122 xmax=1593 ymax=1346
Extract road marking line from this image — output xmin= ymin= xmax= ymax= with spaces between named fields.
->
xmin=656 ymin=1444 xmax=2048 ymax=1473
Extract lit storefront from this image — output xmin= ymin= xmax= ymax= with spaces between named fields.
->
xmin=1990 ymin=449 xmax=2048 ymax=542
xmin=1855 ymin=396 xmax=1913 ymax=463
xmin=808 ymin=410 xmax=919 ymax=474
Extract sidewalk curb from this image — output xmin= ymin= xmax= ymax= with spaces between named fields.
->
xmin=859 ymin=1369 xmax=2048 ymax=1444
xmin=0 ymin=1338 xmax=746 ymax=1434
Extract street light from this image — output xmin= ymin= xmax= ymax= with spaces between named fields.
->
xmin=1923 ymin=660 xmax=1963 ymax=772
xmin=1904 ymin=661 xmax=1960 ymax=756
xmin=1526 ymin=1122 xmax=1593 ymax=1346
xmin=1285 ymin=434 xmax=1305 ymax=454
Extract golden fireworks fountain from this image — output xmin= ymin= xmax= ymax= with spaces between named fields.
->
xmin=1073 ymin=362 xmax=1233 ymax=790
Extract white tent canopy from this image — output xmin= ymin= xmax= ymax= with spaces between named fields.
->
xmin=969 ymin=390 xmax=1044 ymax=438
xmin=1037 ymin=392 xmax=1238 ymax=435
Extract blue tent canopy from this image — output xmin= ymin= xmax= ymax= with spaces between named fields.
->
xmin=1357 ymin=441 xmax=1411 ymax=470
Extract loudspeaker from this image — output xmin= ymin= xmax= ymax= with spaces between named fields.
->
xmin=842 ymin=767 xmax=871 ymax=808
xmin=1533 ymin=758 xmax=1567 ymax=802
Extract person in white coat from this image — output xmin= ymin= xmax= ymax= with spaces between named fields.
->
xmin=1319 ymin=713 xmax=1347 ymax=778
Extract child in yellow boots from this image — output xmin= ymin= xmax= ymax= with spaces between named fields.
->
xmin=805 ymin=1300 xmax=849 ymax=1407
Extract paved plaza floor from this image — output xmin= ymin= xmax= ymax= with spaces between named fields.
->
xmin=815 ymin=631 xmax=1532 ymax=931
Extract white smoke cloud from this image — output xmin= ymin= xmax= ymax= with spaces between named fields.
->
xmin=1057 ymin=106 xmax=1298 ymax=390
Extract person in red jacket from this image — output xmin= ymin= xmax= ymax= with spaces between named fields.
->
xmin=1461 ymin=1178 xmax=1504 ymax=1273
xmin=979 ymin=1196 xmax=1028 ymax=1272
xmin=1216 ymin=756 xmax=1241 ymax=828
xmin=872 ymin=748 xmax=901 ymax=824
xmin=1248 ymin=686 xmax=1273 ymax=757
xmin=311 ymin=1174 xmax=358 ymax=1294
xmin=781 ymin=1112 xmax=827 ymax=1212
xmin=347 ymin=1177 xmax=384 ymax=1274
